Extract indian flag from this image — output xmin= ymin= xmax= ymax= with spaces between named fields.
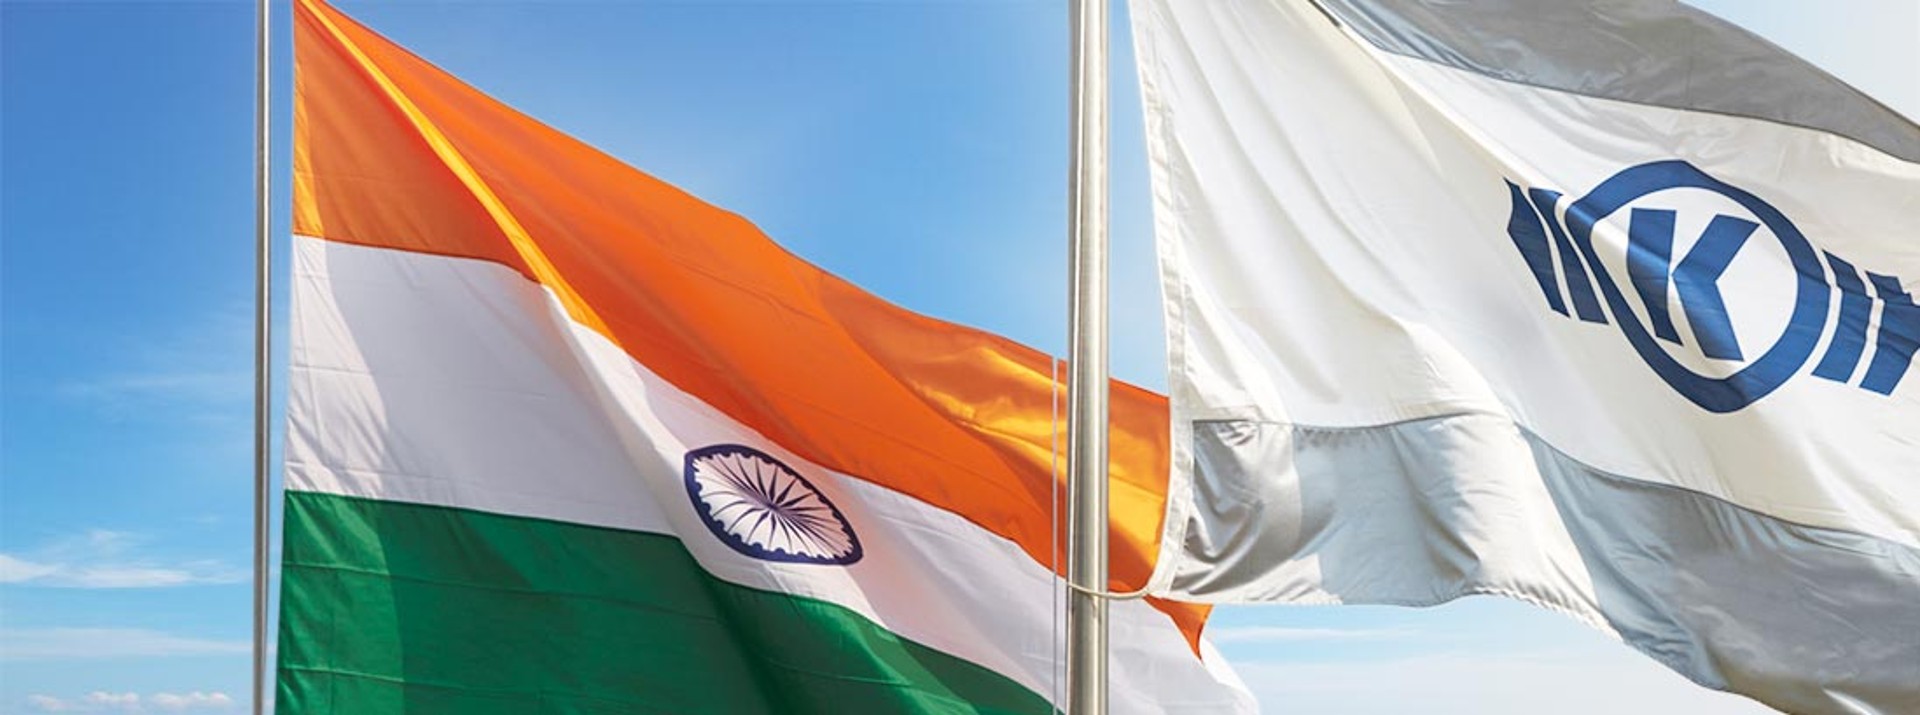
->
xmin=278 ymin=0 xmax=1252 ymax=712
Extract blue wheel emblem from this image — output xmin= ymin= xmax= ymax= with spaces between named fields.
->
xmin=683 ymin=444 xmax=862 ymax=565
xmin=1564 ymin=161 xmax=1828 ymax=413
xmin=1494 ymin=160 xmax=1920 ymax=412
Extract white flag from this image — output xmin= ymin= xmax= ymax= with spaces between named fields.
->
xmin=1130 ymin=0 xmax=1919 ymax=712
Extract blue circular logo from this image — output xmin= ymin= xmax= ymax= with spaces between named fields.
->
xmin=683 ymin=444 xmax=862 ymax=565
xmin=1564 ymin=161 xmax=1829 ymax=413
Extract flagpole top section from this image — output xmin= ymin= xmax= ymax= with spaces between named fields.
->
xmin=1064 ymin=0 xmax=1109 ymax=714
xmin=250 ymin=0 xmax=272 ymax=712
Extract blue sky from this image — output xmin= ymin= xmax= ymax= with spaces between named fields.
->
xmin=0 ymin=1 xmax=1912 ymax=713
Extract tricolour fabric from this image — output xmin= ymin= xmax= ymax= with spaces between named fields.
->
xmin=1130 ymin=1 xmax=1919 ymax=712
xmin=281 ymin=0 xmax=1253 ymax=712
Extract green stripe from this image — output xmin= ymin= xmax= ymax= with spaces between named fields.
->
xmin=277 ymin=491 xmax=1052 ymax=715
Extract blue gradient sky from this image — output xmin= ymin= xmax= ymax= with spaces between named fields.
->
xmin=1 ymin=1 xmax=1913 ymax=713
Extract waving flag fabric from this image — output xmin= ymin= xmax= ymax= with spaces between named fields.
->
xmin=279 ymin=1 xmax=1251 ymax=712
xmin=1130 ymin=0 xmax=1919 ymax=712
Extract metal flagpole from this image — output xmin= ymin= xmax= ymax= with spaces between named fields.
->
xmin=251 ymin=0 xmax=271 ymax=711
xmin=1065 ymin=0 xmax=1109 ymax=712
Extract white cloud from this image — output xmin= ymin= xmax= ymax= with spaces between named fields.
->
xmin=0 ymin=531 xmax=243 ymax=589
xmin=24 ymin=691 xmax=235 ymax=713
xmin=62 ymin=372 xmax=249 ymax=411
xmin=0 ymin=554 xmax=61 ymax=583
xmin=83 ymin=693 xmax=140 ymax=712
xmin=149 ymin=692 xmax=234 ymax=711
xmin=1209 ymin=626 xmax=1414 ymax=644
xmin=51 ymin=565 xmax=244 ymax=589
xmin=1232 ymin=649 xmax=1775 ymax=715
xmin=56 ymin=305 xmax=252 ymax=425
xmin=25 ymin=692 xmax=142 ymax=713
xmin=25 ymin=695 xmax=75 ymax=713
xmin=1 ymin=627 xmax=249 ymax=660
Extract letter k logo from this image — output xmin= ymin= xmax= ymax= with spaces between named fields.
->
xmin=1625 ymin=208 xmax=1756 ymax=361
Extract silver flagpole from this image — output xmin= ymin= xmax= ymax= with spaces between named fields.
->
xmin=251 ymin=0 xmax=271 ymax=711
xmin=1065 ymin=0 xmax=1109 ymax=713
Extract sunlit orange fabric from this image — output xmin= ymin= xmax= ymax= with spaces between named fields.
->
xmin=294 ymin=0 xmax=1205 ymax=645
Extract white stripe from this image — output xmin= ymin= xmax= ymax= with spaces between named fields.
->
xmin=288 ymin=234 xmax=1252 ymax=713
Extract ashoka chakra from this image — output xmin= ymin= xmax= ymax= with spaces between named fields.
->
xmin=683 ymin=444 xmax=862 ymax=565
